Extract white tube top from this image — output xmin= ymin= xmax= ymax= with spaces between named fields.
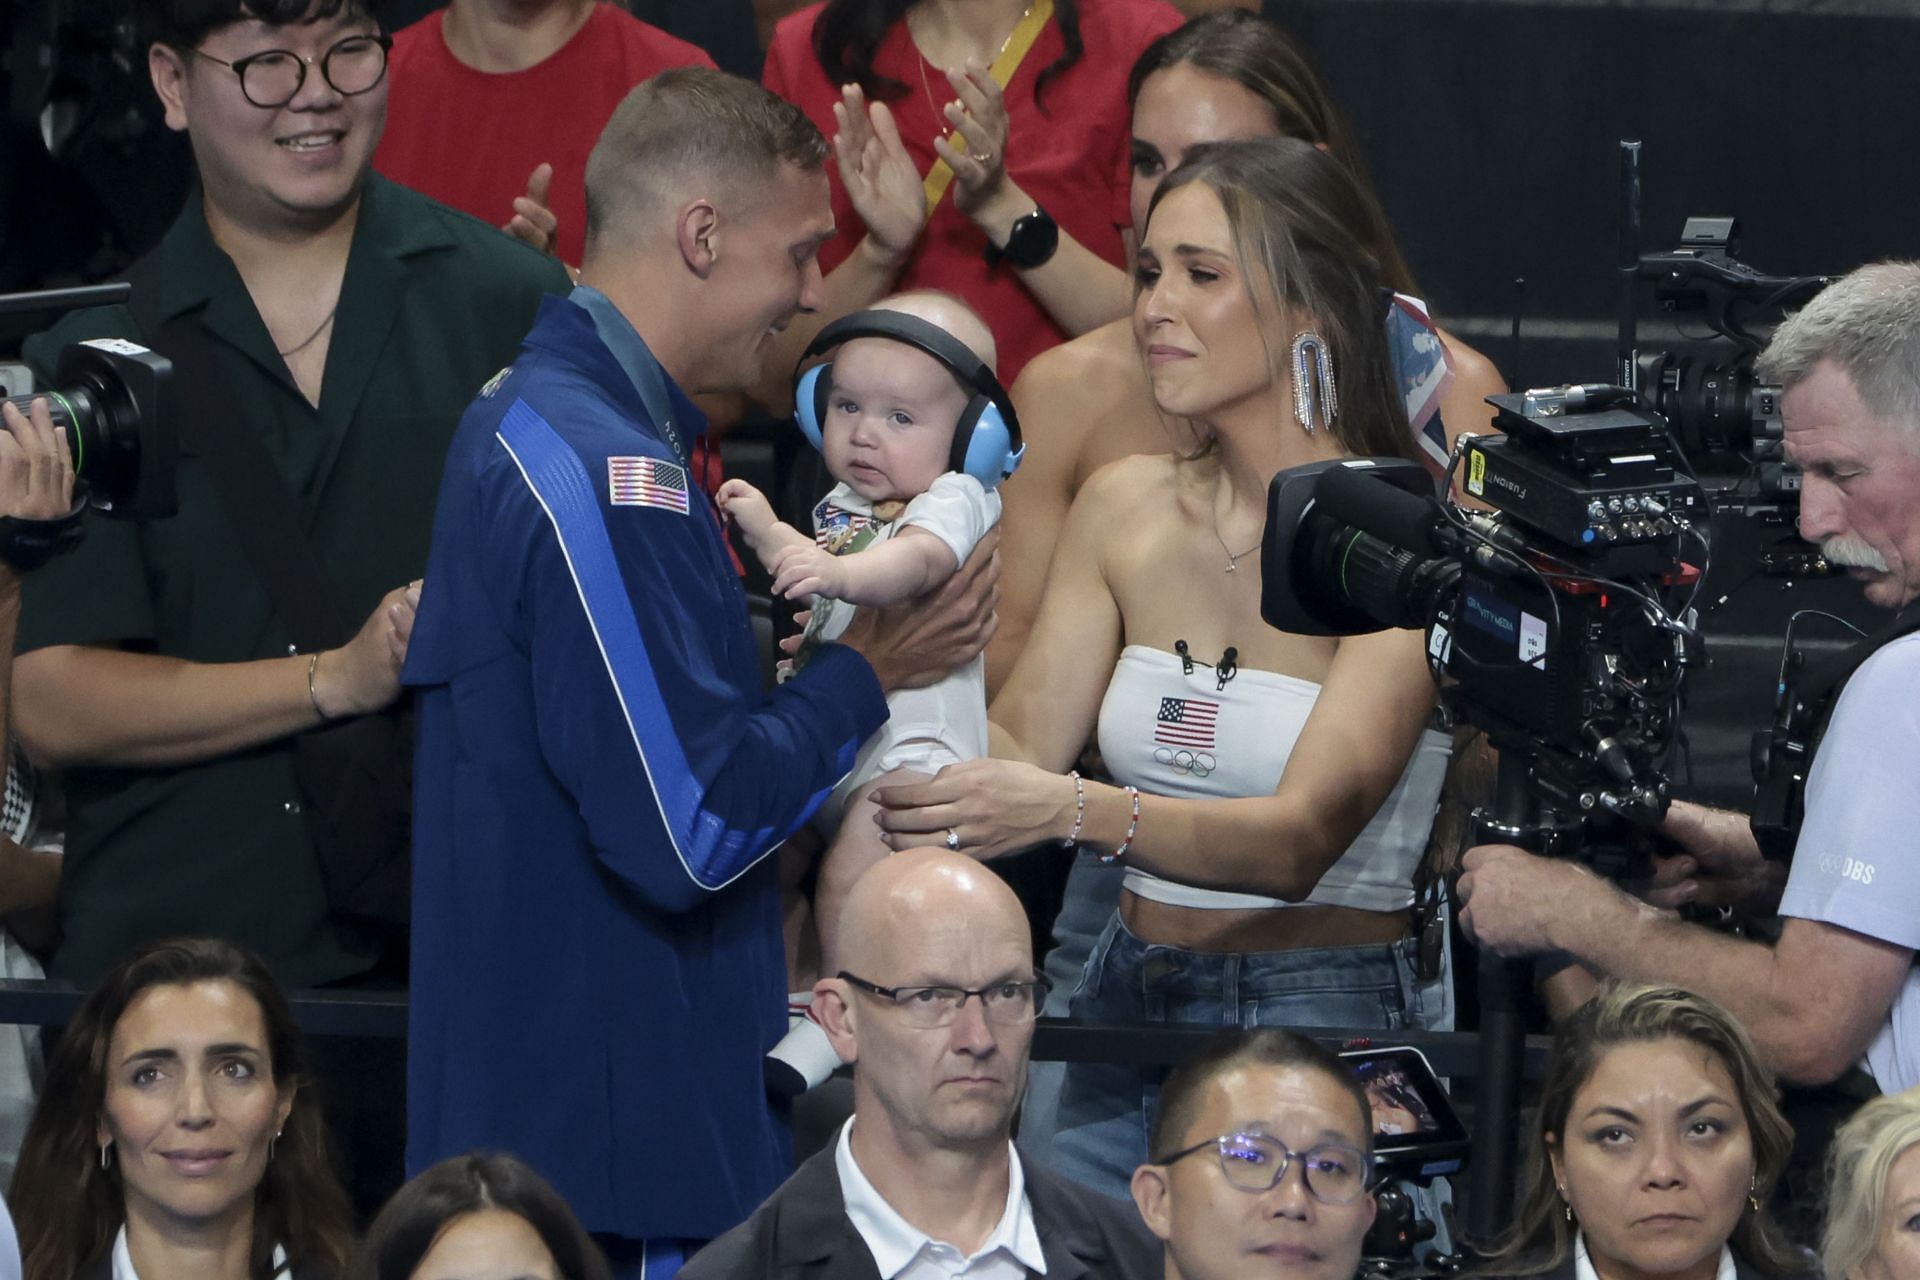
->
xmin=1094 ymin=645 xmax=1451 ymax=912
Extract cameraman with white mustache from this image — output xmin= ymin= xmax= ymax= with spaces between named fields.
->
xmin=1458 ymin=261 xmax=1920 ymax=1095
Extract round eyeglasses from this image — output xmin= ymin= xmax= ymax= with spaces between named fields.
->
xmin=190 ymin=33 xmax=393 ymax=109
xmin=1156 ymin=1132 xmax=1371 ymax=1204
xmin=837 ymin=972 xmax=1052 ymax=1030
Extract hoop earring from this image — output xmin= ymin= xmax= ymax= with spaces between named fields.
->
xmin=1289 ymin=330 xmax=1337 ymax=434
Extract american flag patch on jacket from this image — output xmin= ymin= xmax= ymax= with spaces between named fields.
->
xmin=608 ymin=456 xmax=689 ymax=514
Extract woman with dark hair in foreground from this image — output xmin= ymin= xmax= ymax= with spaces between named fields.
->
xmin=1477 ymin=983 xmax=1808 ymax=1280
xmin=11 ymin=937 xmax=355 ymax=1280
xmin=348 ymin=1153 xmax=609 ymax=1280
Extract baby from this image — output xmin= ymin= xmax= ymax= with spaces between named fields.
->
xmin=716 ymin=292 xmax=1020 ymax=1090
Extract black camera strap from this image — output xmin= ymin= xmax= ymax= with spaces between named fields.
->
xmin=1750 ymin=603 xmax=1920 ymax=858
xmin=122 ymin=253 xmax=357 ymax=650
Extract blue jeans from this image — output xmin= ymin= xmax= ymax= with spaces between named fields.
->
xmin=1041 ymin=909 xmax=1433 ymax=1199
xmin=1018 ymin=853 xmax=1127 ymax=1155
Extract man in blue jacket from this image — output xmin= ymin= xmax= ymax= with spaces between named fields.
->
xmin=402 ymin=68 xmax=998 ymax=1278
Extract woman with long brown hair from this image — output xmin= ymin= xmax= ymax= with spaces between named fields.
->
xmin=991 ymin=9 xmax=1505 ymax=693
xmin=11 ymin=937 xmax=355 ymax=1280
xmin=1478 ymin=983 xmax=1807 ymax=1280
xmin=876 ymin=135 xmax=1454 ymax=1192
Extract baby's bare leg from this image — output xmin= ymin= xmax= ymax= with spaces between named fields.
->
xmin=816 ymin=767 xmax=932 ymax=976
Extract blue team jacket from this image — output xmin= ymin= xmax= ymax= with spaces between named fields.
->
xmin=402 ymin=291 xmax=888 ymax=1241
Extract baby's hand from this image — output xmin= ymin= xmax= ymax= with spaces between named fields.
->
xmin=770 ymin=541 xmax=845 ymax=601
xmin=715 ymin=478 xmax=776 ymax=539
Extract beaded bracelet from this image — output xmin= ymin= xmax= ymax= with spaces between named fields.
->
xmin=1062 ymin=770 xmax=1086 ymax=848
xmin=1100 ymin=785 xmax=1141 ymax=865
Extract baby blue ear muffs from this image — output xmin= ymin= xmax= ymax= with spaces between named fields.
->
xmin=793 ymin=310 xmax=1025 ymax=488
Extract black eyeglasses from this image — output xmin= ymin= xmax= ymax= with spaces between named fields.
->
xmin=1156 ymin=1132 xmax=1371 ymax=1204
xmin=837 ymin=971 xmax=1051 ymax=1029
xmin=189 ymin=33 xmax=392 ymax=109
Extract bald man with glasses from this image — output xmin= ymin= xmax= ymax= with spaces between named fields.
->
xmin=683 ymin=848 xmax=1158 ymax=1280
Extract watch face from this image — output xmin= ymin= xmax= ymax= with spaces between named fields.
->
xmin=1004 ymin=208 xmax=1059 ymax=269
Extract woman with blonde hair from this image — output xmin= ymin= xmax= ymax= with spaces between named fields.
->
xmin=1478 ymin=983 xmax=1808 ymax=1280
xmin=1822 ymin=1087 xmax=1920 ymax=1280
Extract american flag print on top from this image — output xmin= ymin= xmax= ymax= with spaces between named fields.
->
xmin=608 ymin=456 xmax=689 ymax=514
xmin=1155 ymin=696 xmax=1219 ymax=751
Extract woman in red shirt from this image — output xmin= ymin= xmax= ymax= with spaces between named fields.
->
xmin=761 ymin=0 xmax=1183 ymax=396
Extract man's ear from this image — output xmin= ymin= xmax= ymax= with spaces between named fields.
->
xmin=149 ymin=43 xmax=193 ymax=133
xmin=813 ymin=977 xmax=859 ymax=1065
xmin=676 ymin=199 xmax=720 ymax=278
xmin=1130 ymin=1163 xmax=1174 ymax=1243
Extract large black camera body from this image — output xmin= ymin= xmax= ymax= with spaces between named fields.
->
xmin=1263 ymin=388 xmax=1704 ymax=876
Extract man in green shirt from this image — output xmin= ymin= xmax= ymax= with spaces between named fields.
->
xmin=13 ymin=0 xmax=566 ymax=988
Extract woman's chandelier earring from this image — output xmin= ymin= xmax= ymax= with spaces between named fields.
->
xmin=1289 ymin=330 xmax=1337 ymax=434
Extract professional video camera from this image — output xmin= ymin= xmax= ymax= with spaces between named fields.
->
xmin=1612 ymin=142 xmax=1830 ymax=561
xmin=1261 ymin=380 xmax=1709 ymax=1246
xmin=0 ymin=283 xmax=177 ymax=568
xmin=1263 ymin=390 xmax=1704 ymax=877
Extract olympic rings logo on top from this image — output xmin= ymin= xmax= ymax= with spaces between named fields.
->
xmin=1153 ymin=746 xmax=1216 ymax=778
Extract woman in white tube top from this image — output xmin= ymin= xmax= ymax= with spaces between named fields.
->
xmin=873 ymin=135 xmax=1454 ymax=1196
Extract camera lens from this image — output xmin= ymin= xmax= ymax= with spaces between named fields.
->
xmin=2 ymin=340 xmax=176 ymax=519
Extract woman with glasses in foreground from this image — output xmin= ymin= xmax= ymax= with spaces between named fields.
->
xmin=1129 ymin=1027 xmax=1377 ymax=1280
xmin=1477 ymin=983 xmax=1808 ymax=1280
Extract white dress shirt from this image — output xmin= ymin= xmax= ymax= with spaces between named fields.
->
xmin=835 ymin=1119 xmax=1049 ymax=1279
xmin=1574 ymin=1231 xmax=1734 ymax=1280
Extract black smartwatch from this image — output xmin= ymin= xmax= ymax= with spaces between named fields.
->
xmin=985 ymin=207 xmax=1059 ymax=270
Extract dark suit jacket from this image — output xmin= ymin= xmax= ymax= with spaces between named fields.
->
xmin=680 ymin=1145 xmax=1161 ymax=1280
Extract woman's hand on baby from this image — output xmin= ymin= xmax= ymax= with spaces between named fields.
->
xmin=715 ymin=478 xmax=777 ymax=540
xmin=870 ymin=758 xmax=1072 ymax=860
xmin=770 ymin=542 xmax=845 ymax=600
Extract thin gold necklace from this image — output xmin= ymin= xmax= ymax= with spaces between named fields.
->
xmin=1212 ymin=521 xmax=1260 ymax=573
xmin=1210 ymin=489 xmax=1259 ymax=573
xmin=910 ymin=1 xmax=1034 ymax=121
xmin=277 ymin=303 xmax=337 ymax=358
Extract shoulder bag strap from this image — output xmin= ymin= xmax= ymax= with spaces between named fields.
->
xmin=918 ymin=0 xmax=1055 ymax=215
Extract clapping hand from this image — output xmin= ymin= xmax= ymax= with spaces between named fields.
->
xmin=833 ymin=85 xmax=925 ymax=262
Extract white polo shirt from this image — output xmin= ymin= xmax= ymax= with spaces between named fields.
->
xmin=835 ymin=1120 xmax=1048 ymax=1279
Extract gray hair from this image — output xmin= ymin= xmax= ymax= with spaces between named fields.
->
xmin=583 ymin=67 xmax=829 ymax=255
xmin=1822 ymin=1087 xmax=1920 ymax=1279
xmin=1757 ymin=261 xmax=1920 ymax=434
